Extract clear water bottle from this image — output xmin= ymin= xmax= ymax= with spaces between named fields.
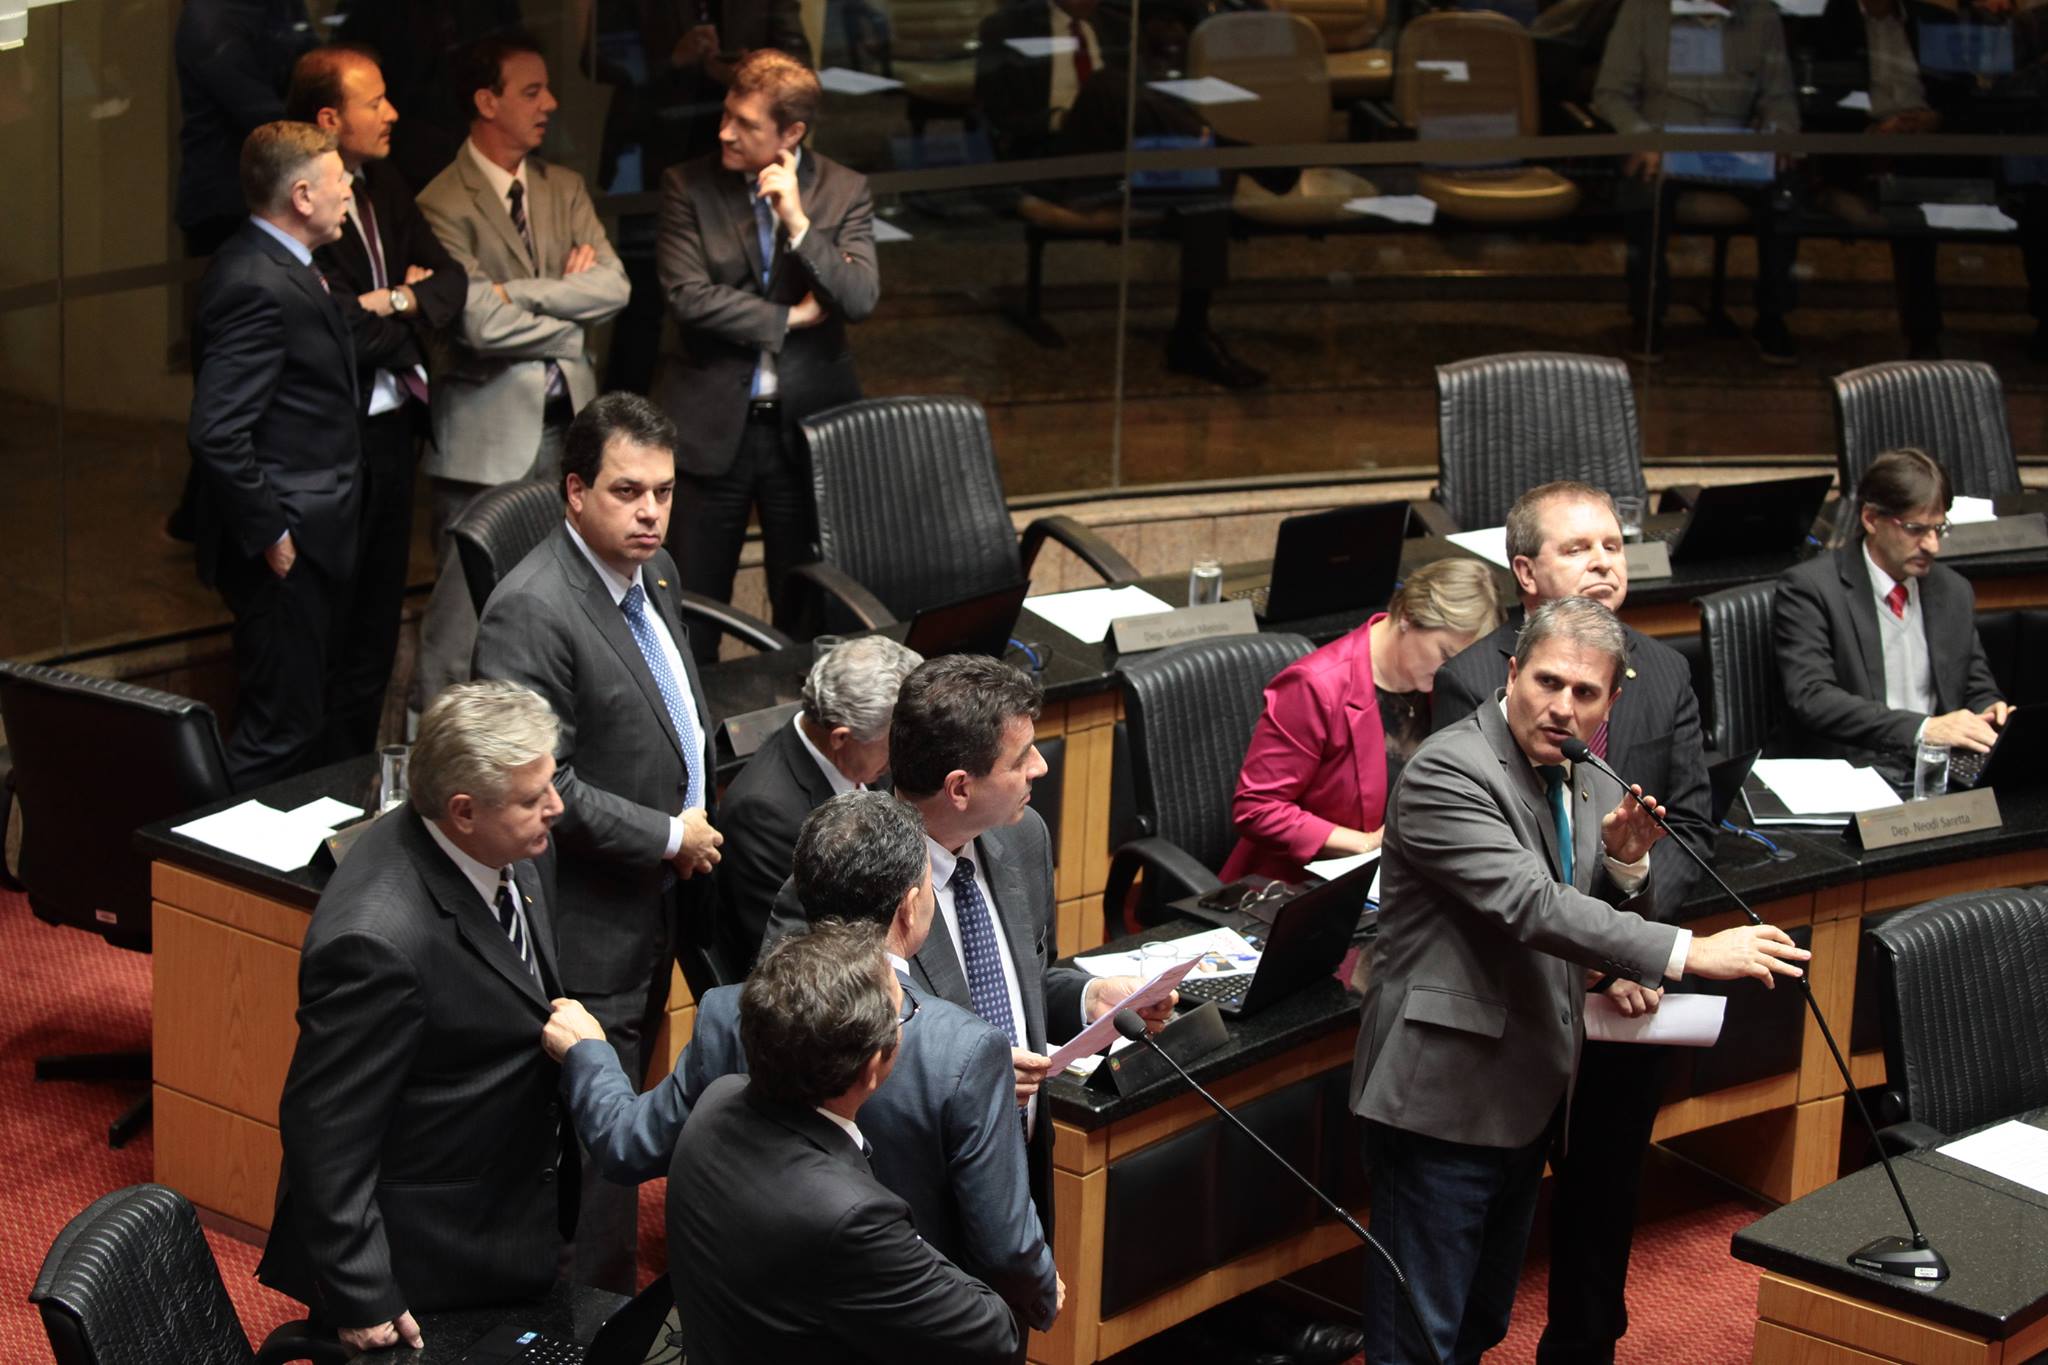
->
xmin=1188 ymin=558 xmax=1223 ymax=607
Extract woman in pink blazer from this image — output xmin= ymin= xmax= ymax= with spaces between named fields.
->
xmin=1221 ymin=557 xmax=1504 ymax=883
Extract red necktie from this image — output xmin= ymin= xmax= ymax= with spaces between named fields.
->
xmin=1071 ymin=17 xmax=1093 ymax=85
xmin=1886 ymin=583 xmax=1908 ymax=619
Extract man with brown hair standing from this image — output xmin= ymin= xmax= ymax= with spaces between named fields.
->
xmin=650 ymin=49 xmax=878 ymax=660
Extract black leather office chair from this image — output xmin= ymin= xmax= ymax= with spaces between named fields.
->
xmin=0 ymin=663 xmax=235 ymax=1147
xmin=32 ymin=1184 xmax=347 ymax=1365
xmin=449 ymin=479 xmax=793 ymax=654
xmin=1864 ymin=888 xmax=2048 ymax=1154
xmin=792 ymin=397 xmax=1139 ymax=630
xmin=1103 ymin=633 xmax=1314 ymax=935
xmin=1831 ymin=360 xmax=2020 ymax=503
xmin=1695 ymin=581 xmax=1782 ymax=759
xmin=1426 ymin=352 xmax=1649 ymax=532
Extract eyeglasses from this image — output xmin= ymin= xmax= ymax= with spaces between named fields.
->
xmin=1886 ymin=514 xmax=1952 ymax=540
xmin=896 ymin=988 xmax=922 ymax=1029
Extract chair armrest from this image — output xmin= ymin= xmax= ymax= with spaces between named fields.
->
xmin=1358 ymin=100 xmax=1413 ymax=139
xmin=0 ymin=768 xmax=23 ymax=892
xmin=676 ymin=589 xmax=795 ymax=655
xmin=781 ymin=561 xmax=898 ymax=632
xmin=1102 ymin=837 xmax=1225 ymax=940
xmin=1408 ymin=498 xmax=1462 ymax=538
xmin=254 ymin=1320 xmax=354 ymax=1365
xmin=1019 ymin=515 xmax=1140 ymax=584
xmin=1875 ymin=1119 xmax=1948 ymax=1159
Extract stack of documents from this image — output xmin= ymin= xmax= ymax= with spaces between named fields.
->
xmin=1745 ymin=759 xmax=1901 ymax=826
xmin=172 ymin=796 xmax=366 ymax=872
xmin=1073 ymin=925 xmax=1260 ymax=980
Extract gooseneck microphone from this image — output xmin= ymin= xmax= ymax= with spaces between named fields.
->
xmin=1558 ymin=737 xmax=1949 ymax=1283
xmin=1110 ymin=1011 xmax=1446 ymax=1365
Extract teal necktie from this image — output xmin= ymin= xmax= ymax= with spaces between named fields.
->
xmin=1539 ymin=765 xmax=1574 ymax=886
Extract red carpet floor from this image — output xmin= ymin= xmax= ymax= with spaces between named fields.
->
xmin=1 ymin=886 xmax=1762 ymax=1362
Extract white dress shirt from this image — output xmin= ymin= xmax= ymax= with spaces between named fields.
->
xmin=344 ymin=174 xmax=420 ymax=418
xmin=792 ymin=712 xmax=863 ymax=796
xmin=746 ymin=148 xmax=806 ymax=400
xmin=813 ymin=1104 xmax=868 ymax=1154
xmin=421 ymin=816 xmax=537 ymax=950
xmin=1499 ymin=700 xmax=1691 ymax=982
xmin=1865 ymin=545 xmax=1934 ymax=729
xmin=564 ymin=519 xmax=705 ymax=857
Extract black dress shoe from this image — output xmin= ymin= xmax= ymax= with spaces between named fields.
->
xmin=1167 ymin=327 xmax=1269 ymax=390
xmin=1251 ymin=1308 xmax=1366 ymax=1365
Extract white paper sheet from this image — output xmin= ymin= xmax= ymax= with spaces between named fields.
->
xmin=1948 ymin=495 xmax=1998 ymax=525
xmin=1047 ymin=955 xmax=1205 ymax=1072
xmin=871 ymin=218 xmax=914 ymax=243
xmin=1414 ymin=59 xmax=1469 ymax=82
xmin=1304 ymin=850 xmax=1382 ymax=882
xmin=1751 ymin=758 xmax=1902 ymax=816
xmin=1770 ymin=0 xmax=1826 ymax=15
xmin=1343 ymin=195 xmax=1439 ymax=225
xmin=1921 ymin=203 xmax=2019 ymax=233
xmin=291 ymin=796 xmax=365 ymax=827
xmin=1020 ymin=585 xmax=1176 ymax=643
xmin=1074 ymin=926 xmax=1262 ymax=979
xmin=1005 ymin=35 xmax=1079 ymax=57
xmin=172 ymin=800 xmax=336 ymax=872
xmin=1675 ymin=0 xmax=1736 ymax=15
xmin=1446 ymin=526 xmax=1512 ymax=569
xmin=1937 ymin=1120 xmax=2048 ymax=1196
xmin=1585 ymin=992 xmax=1726 ymax=1046
xmin=1146 ymin=76 xmax=1260 ymax=105
xmin=817 ymin=66 xmax=903 ymax=95
xmin=1837 ymin=89 xmax=1873 ymax=111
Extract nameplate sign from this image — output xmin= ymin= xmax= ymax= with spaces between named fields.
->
xmin=719 ymin=701 xmax=802 ymax=759
xmin=1944 ymin=513 xmax=2048 ymax=559
xmin=1849 ymin=787 xmax=2002 ymax=851
xmin=1110 ymin=599 xmax=1259 ymax=655
xmin=1624 ymin=541 xmax=1673 ymax=581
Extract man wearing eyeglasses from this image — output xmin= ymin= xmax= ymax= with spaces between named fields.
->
xmin=1775 ymin=447 xmax=2011 ymax=769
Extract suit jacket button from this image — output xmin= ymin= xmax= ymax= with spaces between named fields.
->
xmin=1560 ymin=1010 xmax=1571 ymax=1024
xmin=541 ymin=1168 xmax=556 ymax=1184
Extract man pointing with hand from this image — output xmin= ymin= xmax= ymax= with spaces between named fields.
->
xmin=651 ymin=49 xmax=878 ymax=662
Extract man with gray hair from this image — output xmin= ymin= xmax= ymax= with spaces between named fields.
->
xmin=188 ymin=119 xmax=361 ymax=790
xmin=715 ymin=635 xmax=924 ymax=973
xmin=258 ymin=680 xmax=575 ymax=1353
xmin=548 ymin=789 xmax=1061 ymax=1333
xmin=1352 ymin=597 xmax=1808 ymax=1365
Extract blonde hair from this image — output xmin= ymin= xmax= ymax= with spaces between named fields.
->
xmin=239 ymin=120 xmax=337 ymax=215
xmin=410 ymin=680 xmax=560 ymax=816
xmin=1388 ymin=556 xmax=1504 ymax=638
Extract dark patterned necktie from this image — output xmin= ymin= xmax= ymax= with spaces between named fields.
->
xmin=951 ymin=856 xmax=1019 ymax=1046
xmin=622 ymin=582 xmax=705 ymax=812
xmin=494 ymin=870 xmax=540 ymax=984
xmin=507 ymin=180 xmax=536 ymax=265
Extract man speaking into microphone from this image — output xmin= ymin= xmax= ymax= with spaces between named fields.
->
xmin=650 ymin=49 xmax=878 ymax=661
xmin=1349 ymin=597 xmax=1809 ymax=1365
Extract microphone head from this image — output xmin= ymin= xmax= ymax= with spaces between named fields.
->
xmin=1559 ymin=737 xmax=1592 ymax=764
xmin=1112 ymin=1009 xmax=1150 ymax=1042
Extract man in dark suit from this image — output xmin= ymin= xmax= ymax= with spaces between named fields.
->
xmin=258 ymin=680 xmax=574 ymax=1353
xmin=1431 ymin=480 xmax=1713 ymax=1365
xmin=716 ymin=634 xmax=922 ymax=972
xmin=188 ymin=121 xmax=362 ymax=791
xmin=649 ymin=49 xmax=878 ymax=659
xmin=547 ymin=791 xmax=1062 ymax=1332
xmin=472 ymin=392 xmax=723 ymax=1291
xmin=288 ymin=46 xmax=467 ymax=757
xmin=666 ymin=919 xmax=1024 ymax=1363
xmin=1775 ymin=448 xmax=2009 ymax=770
xmin=1355 ymin=598 xmax=1807 ymax=1364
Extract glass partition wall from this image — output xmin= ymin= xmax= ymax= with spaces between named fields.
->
xmin=2 ymin=0 xmax=2042 ymax=661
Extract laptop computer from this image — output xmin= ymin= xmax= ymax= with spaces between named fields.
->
xmin=1709 ymin=749 xmax=1762 ymax=825
xmin=1949 ymin=706 xmax=2043 ymax=791
xmin=1223 ymin=501 xmax=1410 ymax=623
xmin=1173 ymin=860 xmax=1377 ymax=1018
xmin=458 ymin=1277 xmax=676 ymax=1364
xmin=1649 ymin=475 xmax=1832 ymax=564
xmin=903 ymin=581 xmax=1029 ymax=658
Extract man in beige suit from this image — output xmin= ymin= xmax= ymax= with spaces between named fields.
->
xmin=413 ymin=30 xmax=630 ymax=710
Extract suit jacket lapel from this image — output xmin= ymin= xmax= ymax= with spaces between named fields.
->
xmin=514 ymin=859 xmax=562 ymax=996
xmin=1603 ymin=631 xmax=1645 ymax=773
xmin=1480 ymin=700 xmax=1563 ymax=878
xmin=462 ymin=153 xmax=535 ymax=275
xmin=1570 ymin=766 xmax=1602 ymax=892
xmin=1921 ymin=568 xmax=1965 ymax=710
xmin=913 ymin=898 xmax=972 ymax=1009
xmin=642 ymin=554 xmax=713 ymax=766
xmin=554 ymin=530 xmax=688 ymax=762
xmin=527 ymin=159 xmax=555 ymax=273
xmin=720 ymin=174 xmax=767 ymax=289
xmin=1837 ymin=547 xmax=1886 ymax=699
xmin=1345 ymin=631 xmax=1384 ymax=824
xmin=402 ymin=812 xmax=548 ymax=1011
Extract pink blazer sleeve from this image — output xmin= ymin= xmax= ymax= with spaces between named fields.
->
xmin=1231 ymin=664 xmax=1346 ymax=867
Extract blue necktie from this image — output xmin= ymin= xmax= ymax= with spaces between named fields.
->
xmin=1540 ymin=765 xmax=1574 ymax=887
xmin=621 ymin=581 xmax=704 ymax=812
xmin=749 ymin=191 xmax=777 ymax=398
xmin=951 ymin=856 xmax=1019 ymax=1047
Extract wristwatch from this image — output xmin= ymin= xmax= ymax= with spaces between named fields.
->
xmin=389 ymin=288 xmax=409 ymax=314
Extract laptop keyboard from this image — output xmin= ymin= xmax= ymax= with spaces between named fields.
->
xmin=504 ymin=1333 xmax=584 ymax=1364
xmin=1222 ymin=584 xmax=1270 ymax=613
xmin=1177 ymin=974 xmax=1252 ymax=1010
xmin=1949 ymin=748 xmax=1988 ymax=787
